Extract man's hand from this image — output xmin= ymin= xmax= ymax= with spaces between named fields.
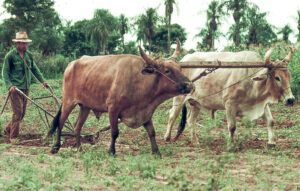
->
xmin=43 ymin=81 xmax=48 ymax=88
xmin=9 ymin=86 xmax=17 ymax=93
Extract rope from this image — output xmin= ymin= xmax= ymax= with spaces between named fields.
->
xmin=195 ymin=68 xmax=265 ymax=100
xmin=153 ymin=68 xmax=178 ymax=84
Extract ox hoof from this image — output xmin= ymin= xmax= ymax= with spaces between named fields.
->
xmin=267 ymin=143 xmax=276 ymax=148
xmin=164 ymin=136 xmax=171 ymax=142
xmin=50 ymin=146 xmax=60 ymax=154
xmin=73 ymin=145 xmax=83 ymax=152
xmin=108 ymin=149 xmax=116 ymax=157
xmin=153 ymin=151 xmax=162 ymax=159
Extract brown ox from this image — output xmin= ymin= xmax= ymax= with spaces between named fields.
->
xmin=164 ymin=47 xmax=295 ymax=145
xmin=46 ymin=41 xmax=193 ymax=156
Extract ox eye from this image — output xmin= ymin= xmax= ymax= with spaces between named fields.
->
xmin=275 ymin=76 xmax=280 ymax=81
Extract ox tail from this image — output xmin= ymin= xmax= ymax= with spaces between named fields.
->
xmin=47 ymin=105 xmax=62 ymax=137
xmin=174 ymin=104 xmax=187 ymax=141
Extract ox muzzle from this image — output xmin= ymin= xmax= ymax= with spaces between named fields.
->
xmin=178 ymin=81 xmax=194 ymax=94
xmin=284 ymin=90 xmax=295 ymax=106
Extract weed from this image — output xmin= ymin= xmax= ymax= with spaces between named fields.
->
xmin=159 ymin=144 xmax=175 ymax=156
xmin=139 ymin=163 xmax=156 ymax=179
xmin=37 ymin=153 xmax=50 ymax=163
xmin=116 ymin=175 xmax=138 ymax=190
xmin=106 ymin=158 xmax=121 ymax=176
xmin=167 ymin=168 xmax=192 ymax=191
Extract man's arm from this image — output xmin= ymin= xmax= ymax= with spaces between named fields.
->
xmin=2 ymin=55 xmax=14 ymax=90
xmin=31 ymin=60 xmax=45 ymax=83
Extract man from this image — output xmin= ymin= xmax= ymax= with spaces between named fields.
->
xmin=2 ymin=31 xmax=48 ymax=143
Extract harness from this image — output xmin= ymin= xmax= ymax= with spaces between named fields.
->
xmin=151 ymin=66 xmax=178 ymax=85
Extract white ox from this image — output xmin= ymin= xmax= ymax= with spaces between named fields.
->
xmin=164 ymin=48 xmax=295 ymax=145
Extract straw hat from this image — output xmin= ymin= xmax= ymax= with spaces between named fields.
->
xmin=12 ymin=32 xmax=32 ymax=43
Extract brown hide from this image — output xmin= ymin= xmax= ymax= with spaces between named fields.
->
xmin=48 ymin=43 xmax=193 ymax=156
xmin=63 ymin=54 xmax=191 ymax=127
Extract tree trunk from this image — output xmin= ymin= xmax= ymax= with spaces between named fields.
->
xmin=211 ymin=30 xmax=215 ymax=50
xmin=148 ymin=39 xmax=152 ymax=54
xmin=167 ymin=19 xmax=171 ymax=54
xmin=234 ymin=24 xmax=240 ymax=47
xmin=122 ymin=35 xmax=125 ymax=53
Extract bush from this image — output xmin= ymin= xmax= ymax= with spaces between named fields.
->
xmin=33 ymin=52 xmax=71 ymax=79
xmin=289 ymin=50 xmax=300 ymax=99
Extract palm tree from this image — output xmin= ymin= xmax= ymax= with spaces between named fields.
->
xmin=164 ymin=0 xmax=178 ymax=54
xmin=119 ymin=14 xmax=129 ymax=53
xmin=278 ymin=24 xmax=293 ymax=43
xmin=136 ymin=8 xmax=160 ymax=54
xmin=297 ymin=10 xmax=300 ymax=41
xmin=195 ymin=0 xmax=226 ymax=50
xmin=89 ymin=9 xmax=118 ymax=54
xmin=194 ymin=27 xmax=212 ymax=50
xmin=223 ymin=0 xmax=249 ymax=47
xmin=246 ymin=5 xmax=277 ymax=46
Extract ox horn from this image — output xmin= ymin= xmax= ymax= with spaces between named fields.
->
xmin=283 ymin=46 xmax=294 ymax=63
xmin=169 ymin=38 xmax=181 ymax=61
xmin=264 ymin=48 xmax=273 ymax=66
xmin=139 ymin=46 xmax=157 ymax=68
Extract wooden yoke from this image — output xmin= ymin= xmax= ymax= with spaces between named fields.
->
xmin=179 ymin=60 xmax=288 ymax=69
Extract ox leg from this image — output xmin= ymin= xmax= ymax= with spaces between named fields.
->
xmin=144 ymin=120 xmax=161 ymax=157
xmin=211 ymin=109 xmax=216 ymax=119
xmin=164 ymin=96 xmax=185 ymax=142
xmin=263 ymin=105 xmax=276 ymax=145
xmin=108 ymin=111 xmax=119 ymax=155
xmin=74 ymin=106 xmax=90 ymax=150
xmin=51 ymin=104 xmax=75 ymax=154
xmin=225 ymin=103 xmax=237 ymax=141
xmin=186 ymin=104 xmax=200 ymax=145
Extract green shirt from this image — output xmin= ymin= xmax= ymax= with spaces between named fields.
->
xmin=2 ymin=48 xmax=45 ymax=90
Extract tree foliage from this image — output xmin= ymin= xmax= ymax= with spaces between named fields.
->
xmin=3 ymin=0 xmax=62 ymax=55
xmin=135 ymin=8 xmax=161 ymax=53
xmin=3 ymin=0 xmax=59 ymax=32
xmin=63 ymin=20 xmax=92 ymax=58
xmin=278 ymin=24 xmax=293 ymax=43
xmin=223 ymin=0 xmax=249 ymax=47
xmin=0 ymin=0 xmax=300 ymax=60
xmin=297 ymin=10 xmax=300 ymax=41
xmin=164 ymin=0 xmax=178 ymax=53
xmin=119 ymin=14 xmax=129 ymax=53
xmin=195 ymin=0 xmax=226 ymax=50
xmin=152 ymin=23 xmax=187 ymax=52
xmin=88 ymin=9 xmax=120 ymax=54
xmin=245 ymin=5 xmax=277 ymax=46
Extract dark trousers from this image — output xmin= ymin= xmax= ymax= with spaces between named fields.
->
xmin=5 ymin=89 xmax=29 ymax=139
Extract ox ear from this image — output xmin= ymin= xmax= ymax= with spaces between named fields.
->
xmin=283 ymin=46 xmax=294 ymax=63
xmin=169 ymin=38 xmax=181 ymax=61
xmin=139 ymin=46 xmax=158 ymax=68
xmin=252 ymin=74 xmax=268 ymax=81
